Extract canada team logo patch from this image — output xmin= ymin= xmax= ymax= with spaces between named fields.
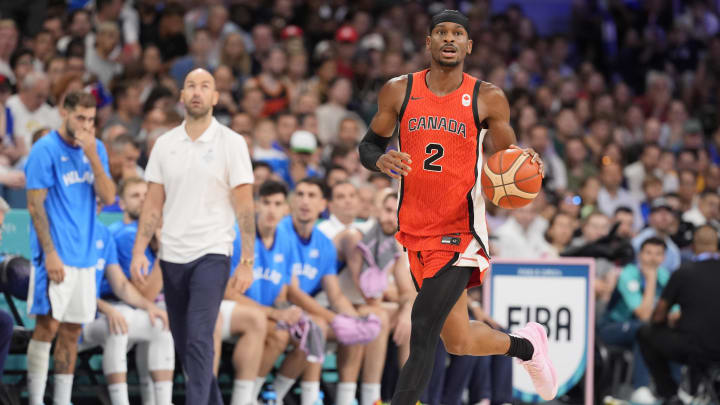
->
xmin=462 ymin=93 xmax=471 ymax=106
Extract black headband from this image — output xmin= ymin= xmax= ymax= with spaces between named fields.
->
xmin=430 ymin=10 xmax=469 ymax=34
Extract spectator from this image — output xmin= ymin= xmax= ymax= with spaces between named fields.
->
xmin=624 ymin=143 xmax=663 ymax=201
xmin=219 ymin=32 xmax=252 ymax=80
xmin=274 ymin=130 xmax=321 ymax=189
xmin=245 ymin=46 xmax=290 ymax=118
xmin=543 ymin=211 xmax=576 ymax=257
xmin=632 ymin=198 xmax=682 ymax=272
xmin=56 ymin=9 xmax=92 ymax=56
xmin=597 ymin=160 xmax=643 ymax=232
xmin=10 ymin=48 xmax=35 ymax=89
xmin=528 ymin=124 xmax=567 ymax=192
xmin=682 ymin=190 xmax=720 ymax=228
xmin=106 ymin=80 xmax=142 ymax=137
xmin=564 ymin=136 xmax=596 ymax=192
xmin=614 ymin=206 xmax=637 ymax=239
xmin=170 ymin=28 xmax=213 ymax=87
xmin=599 ymin=237 xmax=669 ymax=405
xmin=85 ymin=22 xmax=123 ymax=88
xmin=106 ymin=134 xmax=142 ymax=185
xmin=677 ymin=169 xmax=699 ymax=212
xmin=6 ymin=71 xmax=61 ymax=156
xmin=637 ymin=225 xmax=720 ymax=405
xmin=316 ymin=77 xmax=355 ymax=145
xmin=640 ymin=175 xmax=665 ymax=223
xmin=0 ymin=20 xmax=19 ymax=83
xmin=493 ymin=202 xmax=549 ymax=258
xmin=318 ymin=181 xmax=363 ymax=240
xmin=32 ymin=29 xmax=55 ymax=71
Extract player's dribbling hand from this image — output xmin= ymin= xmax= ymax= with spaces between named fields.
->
xmin=45 ymin=251 xmax=65 ymax=283
xmin=147 ymin=305 xmax=169 ymax=330
xmin=106 ymin=307 xmax=128 ymax=335
xmin=376 ymin=150 xmax=412 ymax=179
xmin=130 ymin=253 xmax=150 ymax=287
xmin=230 ymin=263 xmax=253 ymax=294
xmin=509 ymin=144 xmax=545 ymax=178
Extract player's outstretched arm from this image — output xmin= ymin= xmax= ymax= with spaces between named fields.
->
xmin=482 ymin=83 xmax=544 ymax=176
xmin=106 ymin=264 xmax=169 ymax=329
xmin=359 ymin=77 xmax=412 ymax=178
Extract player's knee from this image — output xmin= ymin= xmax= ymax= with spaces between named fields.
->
xmin=57 ymin=323 xmax=83 ymax=341
xmin=32 ymin=316 xmax=60 ymax=341
xmin=241 ymin=308 xmax=268 ymax=336
xmin=148 ymin=334 xmax=175 ymax=372
xmin=103 ymin=334 xmax=129 ymax=375
xmin=267 ymin=328 xmax=290 ymax=349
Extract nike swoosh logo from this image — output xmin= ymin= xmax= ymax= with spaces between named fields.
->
xmin=411 ymin=96 xmax=423 ymax=100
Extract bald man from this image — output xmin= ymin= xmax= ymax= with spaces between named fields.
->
xmin=637 ymin=225 xmax=720 ymax=404
xmin=130 ymin=69 xmax=256 ymax=404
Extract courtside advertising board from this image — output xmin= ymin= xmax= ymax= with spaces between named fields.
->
xmin=483 ymin=258 xmax=595 ymax=404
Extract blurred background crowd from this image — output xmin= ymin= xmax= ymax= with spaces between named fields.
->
xmin=0 ymin=0 xmax=720 ymax=404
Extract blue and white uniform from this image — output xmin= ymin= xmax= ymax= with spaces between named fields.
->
xmin=26 ymin=130 xmax=111 ymax=324
xmin=280 ymin=216 xmax=337 ymax=297
xmin=220 ymin=224 xmax=294 ymax=340
xmin=80 ymin=223 xmax=175 ymax=388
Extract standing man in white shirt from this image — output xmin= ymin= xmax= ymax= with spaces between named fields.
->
xmin=130 ymin=68 xmax=255 ymax=404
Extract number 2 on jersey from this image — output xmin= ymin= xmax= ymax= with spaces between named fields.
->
xmin=423 ymin=143 xmax=444 ymax=172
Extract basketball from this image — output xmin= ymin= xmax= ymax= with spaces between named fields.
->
xmin=481 ymin=148 xmax=542 ymax=209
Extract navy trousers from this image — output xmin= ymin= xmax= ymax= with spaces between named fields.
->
xmin=161 ymin=254 xmax=230 ymax=405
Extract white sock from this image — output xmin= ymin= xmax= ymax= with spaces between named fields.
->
xmin=27 ymin=339 xmax=51 ymax=405
xmin=361 ymin=383 xmax=381 ymax=405
xmin=301 ymin=381 xmax=320 ymax=405
xmin=108 ymin=383 xmax=130 ymax=405
xmin=273 ymin=374 xmax=296 ymax=401
xmin=52 ymin=374 xmax=74 ymax=405
xmin=254 ymin=377 xmax=265 ymax=399
xmin=154 ymin=381 xmax=173 ymax=405
xmin=231 ymin=379 xmax=255 ymax=405
xmin=336 ymin=382 xmax=357 ymax=405
xmin=138 ymin=376 xmax=155 ymax=405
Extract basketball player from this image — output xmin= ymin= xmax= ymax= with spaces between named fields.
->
xmin=358 ymin=10 xmax=557 ymax=404
xmin=113 ymin=177 xmax=174 ymax=405
xmin=81 ymin=222 xmax=173 ymax=405
xmin=25 ymin=91 xmax=116 ymax=405
xmin=218 ymin=180 xmax=302 ymax=405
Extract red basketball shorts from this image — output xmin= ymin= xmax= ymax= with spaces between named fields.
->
xmin=407 ymin=243 xmax=490 ymax=290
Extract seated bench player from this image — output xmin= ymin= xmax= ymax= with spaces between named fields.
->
xmin=275 ymin=178 xmax=383 ymax=405
xmin=217 ymin=180 xmax=307 ymax=405
xmin=112 ymin=177 xmax=175 ymax=405
xmin=80 ymin=222 xmax=174 ymax=405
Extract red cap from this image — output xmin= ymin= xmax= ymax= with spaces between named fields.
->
xmin=335 ymin=25 xmax=358 ymax=43
xmin=281 ymin=25 xmax=304 ymax=40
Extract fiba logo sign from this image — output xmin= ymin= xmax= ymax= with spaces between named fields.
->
xmin=461 ymin=93 xmax=471 ymax=106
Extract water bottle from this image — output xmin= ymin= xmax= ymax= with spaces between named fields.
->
xmin=261 ymin=387 xmax=278 ymax=405
xmin=313 ymin=390 xmax=325 ymax=405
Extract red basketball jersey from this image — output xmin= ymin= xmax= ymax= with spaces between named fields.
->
xmin=395 ymin=69 xmax=489 ymax=257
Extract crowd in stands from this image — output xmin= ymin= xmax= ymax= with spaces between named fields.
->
xmin=0 ymin=0 xmax=719 ymax=404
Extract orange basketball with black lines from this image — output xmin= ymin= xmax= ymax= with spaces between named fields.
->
xmin=481 ymin=149 xmax=542 ymax=209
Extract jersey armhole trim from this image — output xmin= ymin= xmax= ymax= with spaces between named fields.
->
xmin=398 ymin=73 xmax=414 ymax=122
xmin=471 ymin=80 xmax=487 ymax=131
xmin=468 ymin=79 xmax=490 ymax=259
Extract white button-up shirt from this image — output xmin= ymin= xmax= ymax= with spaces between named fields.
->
xmin=145 ymin=118 xmax=253 ymax=263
